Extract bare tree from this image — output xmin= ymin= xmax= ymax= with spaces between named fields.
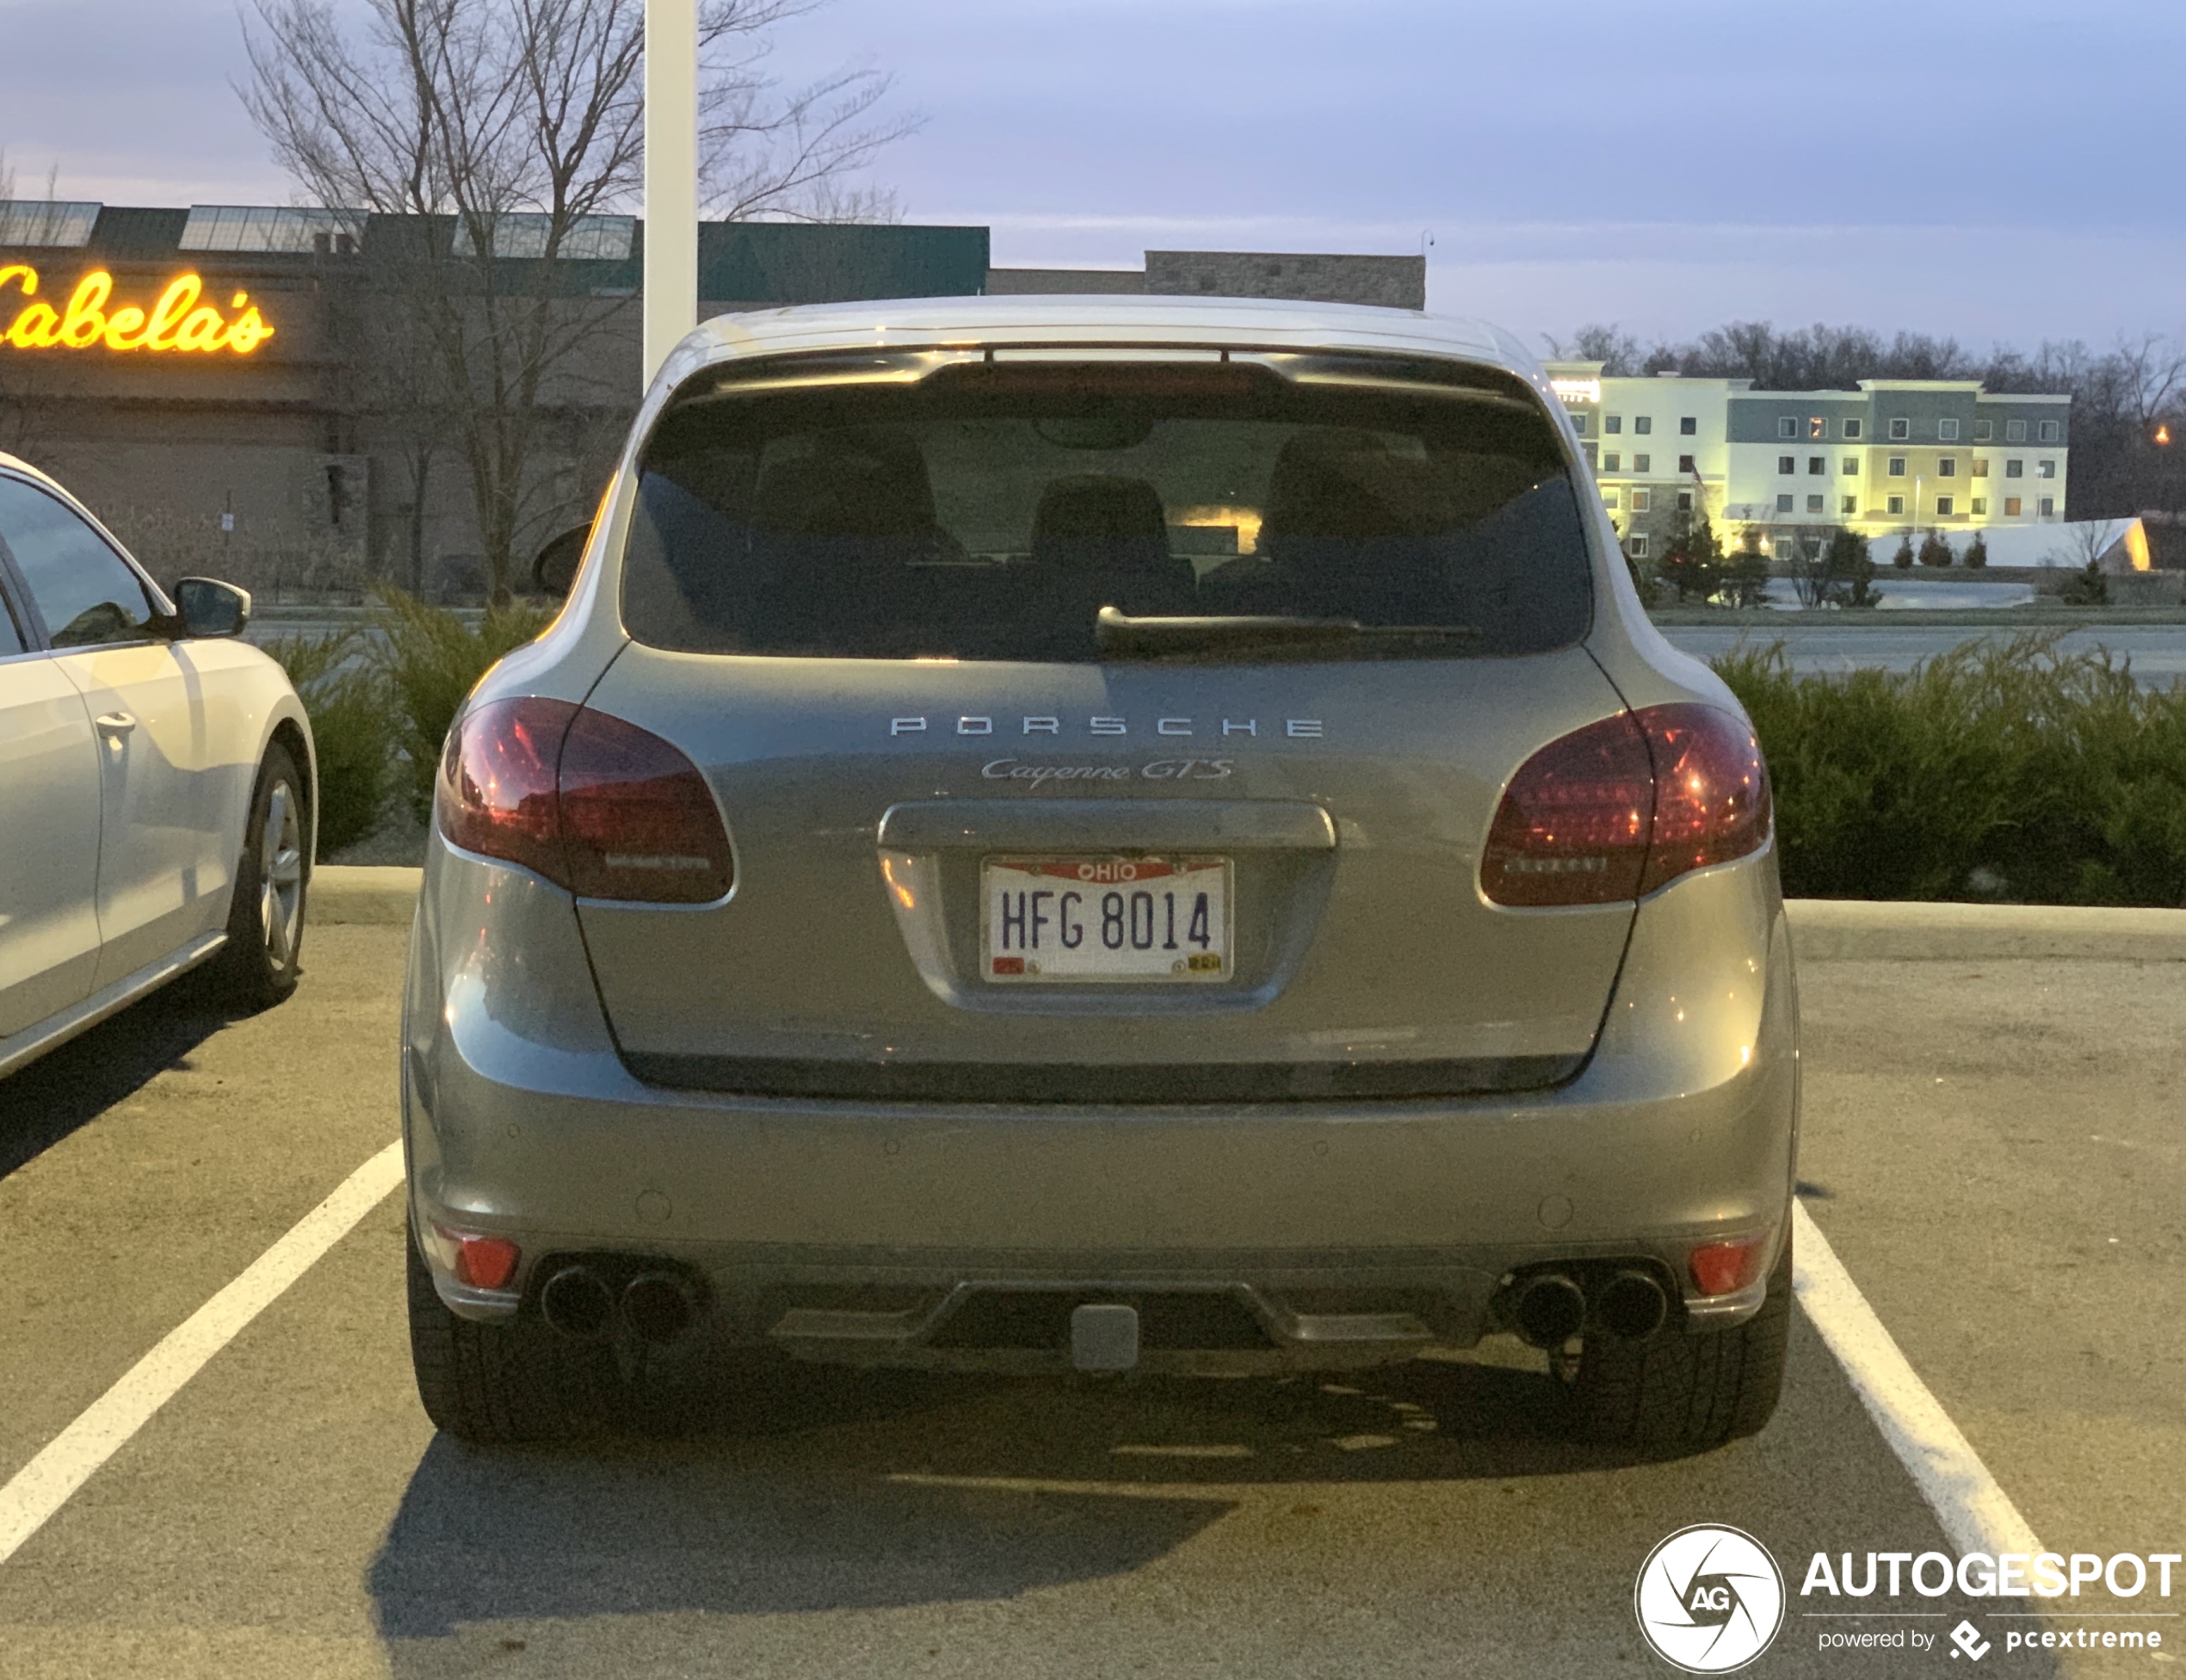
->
xmin=238 ymin=0 xmax=914 ymax=602
xmin=1543 ymin=323 xmax=1640 ymax=375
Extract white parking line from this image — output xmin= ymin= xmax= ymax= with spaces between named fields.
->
xmin=0 ymin=1140 xmax=403 ymax=1568
xmin=1793 ymin=1199 xmax=2044 ymax=1560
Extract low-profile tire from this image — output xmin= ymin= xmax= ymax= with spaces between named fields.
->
xmin=405 ymin=1223 xmax=622 ymax=1443
xmin=1567 ymin=1231 xmax=1793 ymax=1455
xmin=210 ymin=741 xmax=309 ymax=1011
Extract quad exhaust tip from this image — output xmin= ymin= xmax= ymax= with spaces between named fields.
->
xmin=1511 ymin=1272 xmax=1586 ymax=1349
xmin=540 ymin=1265 xmax=615 ymax=1339
xmin=1595 ymin=1269 xmax=1669 ymax=1340
xmin=539 ymin=1263 xmax=701 ymax=1343
xmin=622 ymin=1272 xmax=696 ymax=1345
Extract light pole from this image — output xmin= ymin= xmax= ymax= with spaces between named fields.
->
xmin=643 ymin=0 xmax=698 ymax=392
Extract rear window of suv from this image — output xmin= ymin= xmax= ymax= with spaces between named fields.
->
xmin=621 ymin=355 xmax=1593 ymax=662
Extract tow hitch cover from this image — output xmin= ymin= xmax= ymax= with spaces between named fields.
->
xmin=1071 ymin=1303 xmax=1140 ymax=1371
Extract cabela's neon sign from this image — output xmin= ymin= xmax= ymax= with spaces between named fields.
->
xmin=0 ymin=267 xmax=275 ymax=355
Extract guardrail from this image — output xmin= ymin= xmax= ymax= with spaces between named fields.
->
xmin=310 ymin=866 xmax=2186 ymax=960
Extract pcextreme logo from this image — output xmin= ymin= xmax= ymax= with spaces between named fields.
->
xmin=1635 ymin=1525 xmax=1787 ymax=1673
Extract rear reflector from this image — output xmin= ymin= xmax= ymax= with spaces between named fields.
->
xmin=437 ymin=697 xmax=733 ymax=902
xmin=1688 ymin=1236 xmax=1769 ymax=1298
xmin=1482 ymin=703 xmax=1770 ymax=907
xmin=424 ymin=1223 xmax=521 ymax=1292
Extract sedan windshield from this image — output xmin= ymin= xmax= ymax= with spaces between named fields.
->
xmin=621 ymin=357 xmax=1593 ymax=662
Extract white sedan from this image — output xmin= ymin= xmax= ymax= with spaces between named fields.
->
xmin=0 ymin=452 xmax=315 ymax=1078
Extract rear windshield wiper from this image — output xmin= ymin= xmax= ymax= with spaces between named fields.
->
xmin=1095 ymin=605 xmax=1483 ymax=659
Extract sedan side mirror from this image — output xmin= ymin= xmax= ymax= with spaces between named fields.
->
xmin=533 ymin=525 xmax=590 ymax=599
xmin=174 ymin=577 xmax=251 ymax=639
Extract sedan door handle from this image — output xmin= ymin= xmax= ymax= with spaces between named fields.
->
xmin=94 ymin=711 xmax=137 ymax=737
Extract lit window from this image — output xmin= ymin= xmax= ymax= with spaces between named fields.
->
xmin=1842 ymin=456 xmax=1859 ymax=475
xmin=2036 ymin=459 xmax=2056 ymax=479
xmin=2004 ymin=497 xmax=2022 ymax=516
xmin=1678 ymin=454 xmax=1695 ymax=472
xmin=1630 ymin=489 xmax=1652 ymax=511
xmin=1938 ymin=458 xmax=1957 ymax=478
xmin=1776 ymin=493 xmax=1794 ymax=512
xmin=1971 ymin=498 xmax=1987 ymax=516
xmin=1808 ymin=456 xmax=1826 ymax=475
xmin=1806 ymin=494 xmax=1825 ymax=513
xmin=1679 ymin=417 xmax=1697 ymax=435
xmin=1889 ymin=417 xmax=1911 ymax=440
xmin=1843 ymin=418 xmax=1863 ymax=439
xmin=1603 ymin=453 xmax=1621 ymax=472
xmin=1572 ymin=413 xmax=1589 ymax=435
xmin=1841 ymin=495 xmax=1858 ymax=515
xmin=1936 ymin=496 xmax=1954 ymax=516
xmin=1887 ymin=495 xmax=1905 ymax=515
xmin=2005 ymin=419 xmax=2027 ymax=442
xmin=2039 ymin=497 xmax=2055 ymax=516
xmin=1633 ymin=416 xmax=1652 ymax=435
xmin=1604 ymin=415 xmax=1623 ymax=434
xmin=2005 ymin=459 xmax=2024 ymax=479
xmin=1974 ymin=418 xmax=1993 ymax=442
xmin=1778 ymin=455 xmax=1796 ymax=474
xmin=1633 ymin=454 xmax=1651 ymax=472
xmin=1888 ymin=457 xmax=1906 ymax=477
xmin=1938 ymin=418 xmax=1961 ymax=442
xmin=1777 ymin=417 xmax=1797 ymax=439
xmin=2038 ymin=420 xmax=2060 ymax=442
xmin=1628 ymin=534 xmax=1650 ymax=557
xmin=1973 ymin=458 xmax=1989 ymax=478
xmin=1809 ymin=417 xmax=1825 ymax=439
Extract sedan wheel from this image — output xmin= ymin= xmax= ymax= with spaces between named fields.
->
xmin=213 ymin=742 xmax=309 ymax=1010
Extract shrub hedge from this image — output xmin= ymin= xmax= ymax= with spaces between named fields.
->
xmin=260 ymin=628 xmax=391 ymax=855
xmin=1714 ymin=634 xmax=2186 ymax=905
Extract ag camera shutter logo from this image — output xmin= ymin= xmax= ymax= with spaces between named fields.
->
xmin=1634 ymin=1524 xmax=1786 ymax=1672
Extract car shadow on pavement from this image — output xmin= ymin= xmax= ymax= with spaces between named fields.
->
xmin=364 ymin=1348 xmax=1632 ymax=1648
xmin=0 ymin=973 xmax=238 ymax=1179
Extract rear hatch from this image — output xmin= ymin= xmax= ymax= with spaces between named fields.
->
xmin=572 ymin=350 xmax=1636 ymax=1101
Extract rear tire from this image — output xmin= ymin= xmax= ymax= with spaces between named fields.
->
xmin=405 ymin=1224 xmax=622 ymax=1443
xmin=1567 ymin=1231 xmax=1792 ymax=1455
xmin=211 ymin=742 xmax=308 ymax=1010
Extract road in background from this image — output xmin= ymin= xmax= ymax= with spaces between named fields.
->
xmin=0 ymin=931 xmax=2177 ymax=1676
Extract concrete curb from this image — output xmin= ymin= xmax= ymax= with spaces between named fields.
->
xmin=305 ymin=866 xmax=2186 ymax=960
xmin=1783 ymin=899 xmax=2186 ymax=961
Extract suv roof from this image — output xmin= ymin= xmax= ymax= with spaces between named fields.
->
xmin=686 ymin=293 xmax=1539 ymax=380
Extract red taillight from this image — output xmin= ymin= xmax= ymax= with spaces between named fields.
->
xmin=1481 ymin=712 xmax=1654 ymax=905
xmin=436 ymin=697 xmax=732 ymax=903
xmin=1482 ymin=703 xmax=1770 ymax=907
xmin=1689 ymin=1236 xmax=1769 ymax=1298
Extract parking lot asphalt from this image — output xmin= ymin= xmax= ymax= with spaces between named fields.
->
xmin=0 ymin=926 xmax=2178 ymax=1678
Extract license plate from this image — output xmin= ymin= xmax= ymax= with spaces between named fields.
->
xmin=982 ymin=856 xmax=1232 ymax=983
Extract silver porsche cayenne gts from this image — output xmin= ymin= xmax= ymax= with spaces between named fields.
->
xmin=402 ymin=295 xmax=1794 ymax=1454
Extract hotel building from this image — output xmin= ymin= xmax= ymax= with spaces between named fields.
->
xmin=1543 ymin=361 xmax=2071 ymax=560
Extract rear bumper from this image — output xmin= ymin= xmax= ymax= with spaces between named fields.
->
xmin=402 ymin=847 xmax=1797 ymax=1368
